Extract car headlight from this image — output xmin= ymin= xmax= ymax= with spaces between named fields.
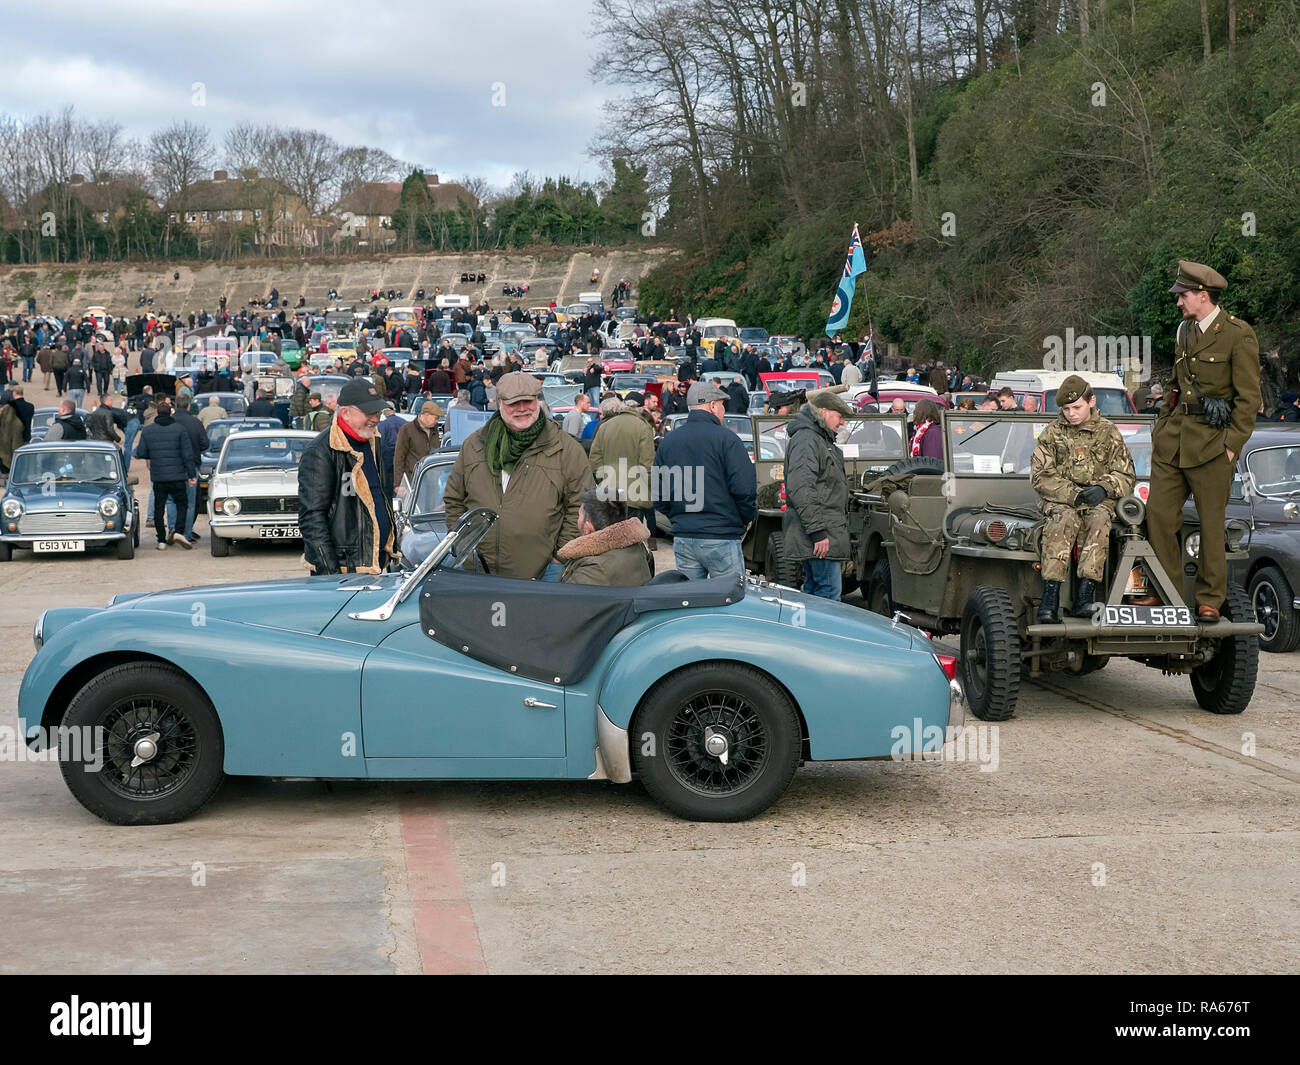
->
xmin=2 ymin=498 xmax=22 ymax=520
xmin=1185 ymin=531 xmax=1201 ymax=558
xmin=222 ymin=497 xmax=241 ymax=516
xmin=98 ymin=497 xmax=120 ymax=517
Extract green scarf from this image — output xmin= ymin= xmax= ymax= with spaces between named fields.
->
xmin=485 ymin=412 xmax=546 ymax=475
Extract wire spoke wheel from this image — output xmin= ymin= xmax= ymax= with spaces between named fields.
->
xmin=100 ymin=697 xmax=200 ymax=800
xmin=665 ymin=690 xmax=769 ymax=797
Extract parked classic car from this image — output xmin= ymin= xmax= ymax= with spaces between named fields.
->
xmin=21 ymin=509 xmax=964 ymax=825
xmin=196 ymin=417 xmax=283 ymax=510
xmin=207 ymin=429 xmax=316 ymax=556
xmin=0 ymin=441 xmax=139 ymax=561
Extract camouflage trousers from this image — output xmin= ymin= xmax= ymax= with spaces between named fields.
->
xmin=1039 ymin=501 xmax=1114 ymax=582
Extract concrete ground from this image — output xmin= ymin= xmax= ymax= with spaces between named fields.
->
xmin=1 ymin=375 xmax=1296 ymax=974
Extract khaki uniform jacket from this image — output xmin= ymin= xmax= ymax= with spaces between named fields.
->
xmin=589 ymin=410 xmax=655 ymax=507
xmin=0 ymin=405 xmax=25 ymax=468
xmin=1031 ymin=408 xmax=1136 ymax=505
xmin=394 ymin=418 xmax=440 ymax=488
xmin=1153 ymin=311 xmax=1261 ymax=468
xmin=443 ymin=415 xmax=594 ymax=579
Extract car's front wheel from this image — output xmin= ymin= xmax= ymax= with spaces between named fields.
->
xmin=115 ymin=532 xmax=135 ymax=560
xmin=1191 ymin=583 xmax=1259 ymax=715
xmin=960 ymin=586 xmax=1021 ymax=721
xmin=210 ymin=532 xmax=230 ymax=557
xmin=1248 ymin=566 xmax=1300 ymax=654
xmin=59 ymin=663 xmax=225 ymax=824
xmin=632 ymin=663 xmax=801 ymax=822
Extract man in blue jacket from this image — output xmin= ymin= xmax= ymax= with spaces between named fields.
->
xmin=653 ymin=381 xmax=756 ymax=580
xmin=134 ymin=398 xmax=196 ymax=549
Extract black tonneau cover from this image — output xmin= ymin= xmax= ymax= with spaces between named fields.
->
xmin=418 ymin=569 xmax=745 ymax=684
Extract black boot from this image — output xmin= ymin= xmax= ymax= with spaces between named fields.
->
xmin=1071 ymin=577 xmax=1099 ymax=618
xmin=1037 ymin=580 xmax=1061 ymax=622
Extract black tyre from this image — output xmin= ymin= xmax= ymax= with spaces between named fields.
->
xmin=1248 ymin=566 xmax=1300 ymax=654
xmin=1191 ymin=583 xmax=1258 ymax=715
xmin=632 ymin=663 xmax=801 ymax=822
xmin=210 ymin=532 xmax=230 ymax=557
xmin=765 ymin=531 xmax=802 ymax=587
xmin=132 ymin=508 xmax=141 ymax=547
xmin=115 ymin=532 xmax=135 ymax=560
xmin=0 ymin=541 xmax=10 ymax=562
xmin=866 ymin=557 xmax=893 ymax=616
xmin=960 ymin=585 xmax=1021 ymax=721
xmin=59 ymin=663 xmax=224 ymax=825
xmin=883 ymin=456 xmax=944 ymax=478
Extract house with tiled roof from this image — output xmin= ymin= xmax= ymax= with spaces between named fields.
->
xmin=332 ymin=174 xmax=474 ymax=244
xmin=166 ymin=169 xmax=314 ymax=247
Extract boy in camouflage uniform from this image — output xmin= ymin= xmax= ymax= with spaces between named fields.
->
xmin=1030 ymin=375 xmax=1136 ymax=620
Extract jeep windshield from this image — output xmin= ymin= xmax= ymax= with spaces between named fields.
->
xmin=946 ymin=414 xmax=1151 ymax=476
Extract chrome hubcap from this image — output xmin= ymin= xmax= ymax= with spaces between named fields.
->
xmin=703 ymin=726 xmax=730 ymax=764
xmin=130 ymin=732 xmax=161 ymax=768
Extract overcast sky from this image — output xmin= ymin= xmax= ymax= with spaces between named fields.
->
xmin=9 ymin=0 xmax=610 ymax=190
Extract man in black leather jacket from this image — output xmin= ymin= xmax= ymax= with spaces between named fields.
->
xmin=297 ymin=377 xmax=395 ymax=574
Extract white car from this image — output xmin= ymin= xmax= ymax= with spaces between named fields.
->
xmin=207 ymin=430 xmax=317 ymax=557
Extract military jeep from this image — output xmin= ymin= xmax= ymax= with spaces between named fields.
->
xmin=859 ymin=411 xmax=1263 ymax=721
xmin=742 ymin=412 xmax=910 ymax=594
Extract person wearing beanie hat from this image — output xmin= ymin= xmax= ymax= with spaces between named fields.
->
xmin=1029 ymin=373 xmax=1136 ymax=620
xmin=781 ymin=387 xmax=853 ymax=598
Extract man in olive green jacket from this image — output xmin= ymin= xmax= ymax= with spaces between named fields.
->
xmin=1147 ymin=260 xmax=1261 ymax=620
xmin=589 ymin=397 xmax=656 ymax=529
xmin=444 ymin=372 xmax=593 ymax=579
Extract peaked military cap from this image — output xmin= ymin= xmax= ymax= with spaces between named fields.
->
xmin=1169 ymin=260 xmax=1228 ymax=294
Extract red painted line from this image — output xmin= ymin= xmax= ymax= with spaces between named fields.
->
xmin=399 ymin=796 xmax=487 ymax=975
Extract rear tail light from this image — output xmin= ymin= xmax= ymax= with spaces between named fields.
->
xmin=934 ymin=653 xmax=958 ymax=681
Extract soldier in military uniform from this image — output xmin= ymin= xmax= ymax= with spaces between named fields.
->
xmin=1141 ymin=261 xmax=1260 ymax=620
xmin=1031 ymin=375 xmax=1137 ymax=621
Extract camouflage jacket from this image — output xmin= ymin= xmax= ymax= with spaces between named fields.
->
xmin=1030 ymin=409 xmax=1135 ymax=506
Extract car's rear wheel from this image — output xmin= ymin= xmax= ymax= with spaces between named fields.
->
xmin=1248 ymin=566 xmax=1300 ymax=654
xmin=210 ymin=532 xmax=230 ymax=557
xmin=1191 ymin=583 xmax=1258 ymax=715
xmin=960 ymin=586 xmax=1020 ymax=721
xmin=632 ymin=663 xmax=801 ymax=822
xmin=866 ymin=557 xmax=893 ymax=616
xmin=59 ymin=663 xmax=224 ymax=824
xmin=764 ymin=531 xmax=802 ymax=588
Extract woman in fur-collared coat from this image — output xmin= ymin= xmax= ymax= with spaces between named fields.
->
xmin=557 ymin=485 xmax=652 ymax=587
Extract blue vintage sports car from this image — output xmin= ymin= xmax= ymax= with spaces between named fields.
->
xmin=20 ymin=510 xmax=964 ymax=823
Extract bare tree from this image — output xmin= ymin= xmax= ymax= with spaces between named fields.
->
xmin=148 ymin=121 xmax=214 ymax=258
xmin=1201 ymin=0 xmax=1212 ymax=58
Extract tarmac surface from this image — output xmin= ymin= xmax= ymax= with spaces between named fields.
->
xmin=2 ymin=375 xmax=1297 ymax=974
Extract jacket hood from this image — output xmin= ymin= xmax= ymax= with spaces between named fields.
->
xmin=788 ymin=403 xmax=832 ymax=440
xmin=556 ymin=517 xmax=648 ymax=561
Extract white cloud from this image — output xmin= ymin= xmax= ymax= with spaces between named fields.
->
xmin=8 ymin=0 xmax=610 ymax=192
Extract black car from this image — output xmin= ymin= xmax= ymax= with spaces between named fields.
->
xmin=196 ymin=418 xmax=283 ymax=509
xmin=0 ymin=441 xmax=139 ymax=561
xmin=1183 ymin=425 xmax=1300 ymax=653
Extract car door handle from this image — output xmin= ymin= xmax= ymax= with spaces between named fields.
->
xmin=523 ymin=697 xmax=557 ymax=709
